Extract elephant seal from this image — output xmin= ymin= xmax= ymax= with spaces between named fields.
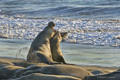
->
xmin=0 ymin=59 xmax=14 ymax=65
xmin=0 ymin=65 xmax=24 ymax=79
xmin=50 ymin=31 xmax=67 ymax=64
xmin=20 ymin=65 xmax=93 ymax=80
xmin=39 ymin=65 xmax=94 ymax=79
xmin=27 ymin=22 xmax=57 ymax=64
xmin=15 ymin=73 xmax=81 ymax=80
xmin=85 ymin=71 xmax=120 ymax=80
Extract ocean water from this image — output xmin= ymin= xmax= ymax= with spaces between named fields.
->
xmin=0 ymin=0 xmax=120 ymax=47
xmin=0 ymin=38 xmax=120 ymax=67
xmin=0 ymin=0 xmax=120 ymax=67
xmin=0 ymin=0 xmax=120 ymax=19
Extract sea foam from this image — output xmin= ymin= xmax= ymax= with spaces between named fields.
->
xmin=0 ymin=15 xmax=120 ymax=47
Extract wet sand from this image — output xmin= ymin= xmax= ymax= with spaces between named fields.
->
xmin=0 ymin=57 xmax=25 ymax=62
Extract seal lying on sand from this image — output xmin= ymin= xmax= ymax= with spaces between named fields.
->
xmin=27 ymin=22 xmax=57 ymax=64
xmin=15 ymin=73 xmax=81 ymax=80
xmin=50 ymin=31 xmax=67 ymax=64
xmin=85 ymin=71 xmax=120 ymax=80
xmin=19 ymin=65 xmax=93 ymax=80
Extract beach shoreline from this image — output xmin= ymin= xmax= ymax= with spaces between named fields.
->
xmin=0 ymin=56 xmax=119 ymax=73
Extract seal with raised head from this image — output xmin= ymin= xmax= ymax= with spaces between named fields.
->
xmin=27 ymin=22 xmax=57 ymax=64
xmin=50 ymin=31 xmax=67 ymax=64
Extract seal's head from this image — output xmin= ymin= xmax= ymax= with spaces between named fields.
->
xmin=48 ymin=21 xmax=55 ymax=27
xmin=51 ymin=31 xmax=62 ymax=43
xmin=60 ymin=32 xmax=68 ymax=39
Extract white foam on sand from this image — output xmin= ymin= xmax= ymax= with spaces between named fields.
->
xmin=0 ymin=15 xmax=120 ymax=47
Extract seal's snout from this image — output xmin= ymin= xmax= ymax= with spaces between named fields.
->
xmin=60 ymin=32 xmax=68 ymax=39
xmin=48 ymin=21 xmax=55 ymax=27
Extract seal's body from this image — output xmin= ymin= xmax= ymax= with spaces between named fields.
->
xmin=50 ymin=31 xmax=67 ymax=64
xmin=27 ymin=22 xmax=56 ymax=64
